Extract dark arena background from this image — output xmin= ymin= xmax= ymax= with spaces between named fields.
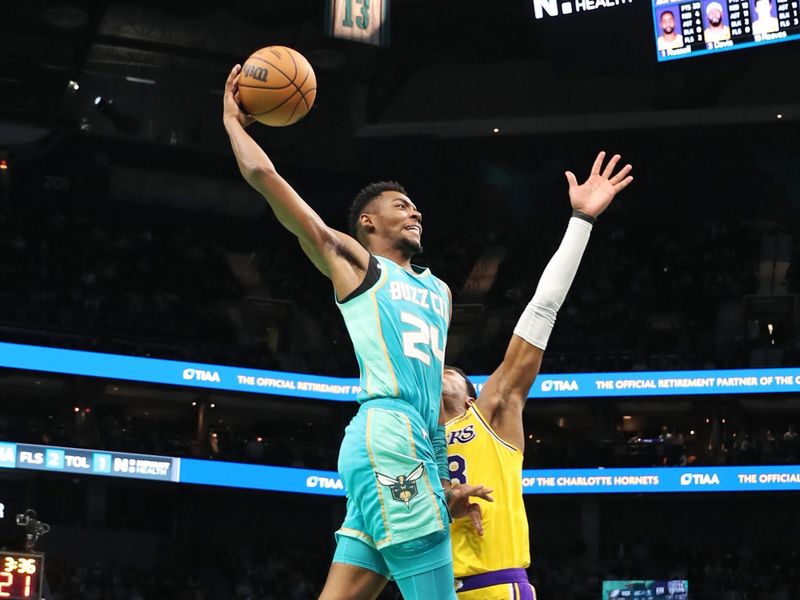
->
xmin=1 ymin=1 xmax=800 ymax=599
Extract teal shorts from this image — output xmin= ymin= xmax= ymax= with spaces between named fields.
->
xmin=334 ymin=398 xmax=451 ymax=579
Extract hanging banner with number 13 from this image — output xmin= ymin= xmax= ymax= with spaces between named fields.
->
xmin=328 ymin=0 xmax=390 ymax=46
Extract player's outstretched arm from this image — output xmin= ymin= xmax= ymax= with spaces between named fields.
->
xmin=477 ymin=151 xmax=633 ymax=451
xmin=222 ymin=64 xmax=369 ymax=299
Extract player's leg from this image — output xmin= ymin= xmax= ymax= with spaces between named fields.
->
xmin=336 ymin=403 xmax=452 ymax=599
xmin=318 ymin=535 xmax=388 ymax=600
xmin=318 ymin=564 xmax=385 ymax=600
xmin=322 ymin=410 xmax=391 ymax=600
xmin=367 ymin=405 xmax=453 ymax=599
xmin=395 ymin=563 xmax=457 ymax=600
xmin=384 ymin=530 xmax=457 ymax=600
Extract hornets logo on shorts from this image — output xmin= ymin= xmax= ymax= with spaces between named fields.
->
xmin=375 ymin=463 xmax=425 ymax=507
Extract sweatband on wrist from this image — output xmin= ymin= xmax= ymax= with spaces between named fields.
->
xmin=513 ymin=216 xmax=592 ymax=350
xmin=571 ymin=208 xmax=597 ymax=225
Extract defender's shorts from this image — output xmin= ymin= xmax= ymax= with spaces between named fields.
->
xmin=456 ymin=568 xmax=537 ymax=600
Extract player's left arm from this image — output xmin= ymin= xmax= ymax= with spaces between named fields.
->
xmin=436 ymin=283 xmax=495 ymax=533
xmin=435 ymin=282 xmax=454 ymax=487
xmin=440 ymin=401 xmax=494 ymax=536
xmin=477 ymin=151 xmax=633 ymax=451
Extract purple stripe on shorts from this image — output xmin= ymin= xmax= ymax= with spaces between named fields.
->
xmin=457 ymin=568 xmax=531 ymax=592
xmin=519 ymin=581 xmax=535 ymax=600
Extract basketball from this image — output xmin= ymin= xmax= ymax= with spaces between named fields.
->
xmin=237 ymin=46 xmax=317 ymax=127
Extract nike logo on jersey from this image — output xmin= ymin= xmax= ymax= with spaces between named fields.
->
xmin=447 ymin=425 xmax=476 ymax=445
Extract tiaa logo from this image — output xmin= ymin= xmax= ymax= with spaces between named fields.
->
xmin=680 ymin=472 xmax=720 ymax=486
xmin=182 ymin=368 xmax=221 ymax=383
xmin=540 ymin=379 xmax=579 ymax=392
xmin=306 ymin=476 xmax=344 ymax=490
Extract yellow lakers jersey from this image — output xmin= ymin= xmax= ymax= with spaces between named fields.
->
xmin=446 ymin=402 xmax=530 ymax=578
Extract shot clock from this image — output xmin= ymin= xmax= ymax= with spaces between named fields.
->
xmin=0 ymin=551 xmax=43 ymax=600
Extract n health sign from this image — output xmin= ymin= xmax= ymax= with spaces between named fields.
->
xmin=2 ymin=441 xmax=800 ymax=496
xmin=532 ymin=0 xmax=634 ymax=19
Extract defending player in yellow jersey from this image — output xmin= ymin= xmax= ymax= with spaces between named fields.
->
xmin=442 ymin=151 xmax=634 ymax=599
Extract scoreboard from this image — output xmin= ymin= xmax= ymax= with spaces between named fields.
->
xmin=0 ymin=552 xmax=43 ymax=600
xmin=602 ymin=580 xmax=688 ymax=599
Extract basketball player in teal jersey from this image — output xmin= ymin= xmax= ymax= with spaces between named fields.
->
xmin=223 ymin=66 xmax=490 ymax=599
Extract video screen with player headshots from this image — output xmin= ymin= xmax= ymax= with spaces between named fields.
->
xmin=602 ymin=580 xmax=689 ymax=599
xmin=653 ymin=0 xmax=800 ymax=60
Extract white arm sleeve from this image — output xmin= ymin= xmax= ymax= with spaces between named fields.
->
xmin=512 ymin=216 xmax=592 ymax=350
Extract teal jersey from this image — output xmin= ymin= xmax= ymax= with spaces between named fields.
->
xmin=336 ymin=255 xmax=450 ymax=434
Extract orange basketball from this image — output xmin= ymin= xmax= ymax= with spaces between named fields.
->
xmin=237 ymin=46 xmax=317 ymax=127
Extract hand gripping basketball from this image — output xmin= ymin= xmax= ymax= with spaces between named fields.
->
xmin=236 ymin=46 xmax=317 ymax=127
